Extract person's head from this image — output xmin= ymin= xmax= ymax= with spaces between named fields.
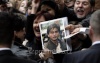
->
xmin=89 ymin=10 xmax=100 ymax=42
xmin=0 ymin=12 xmax=14 ymax=47
xmin=47 ymin=23 xmax=60 ymax=41
xmin=7 ymin=1 xmax=13 ymax=7
xmin=14 ymin=14 xmax=26 ymax=42
xmin=8 ymin=0 xmax=16 ymax=8
xmin=38 ymin=0 xmax=59 ymax=18
xmin=64 ymin=0 xmax=74 ymax=8
xmin=54 ymin=0 xmax=65 ymax=11
xmin=18 ymin=0 xmax=27 ymax=13
xmin=74 ymin=0 xmax=95 ymax=19
xmin=0 ymin=0 xmax=8 ymax=12
xmin=33 ymin=11 xmax=54 ymax=38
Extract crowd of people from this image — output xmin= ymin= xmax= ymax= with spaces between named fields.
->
xmin=0 ymin=0 xmax=100 ymax=63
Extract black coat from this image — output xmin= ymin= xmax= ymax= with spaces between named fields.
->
xmin=0 ymin=50 xmax=37 ymax=63
xmin=63 ymin=44 xmax=100 ymax=63
xmin=44 ymin=39 xmax=67 ymax=53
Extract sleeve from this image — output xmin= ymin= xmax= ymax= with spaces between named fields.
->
xmin=79 ymin=16 xmax=90 ymax=27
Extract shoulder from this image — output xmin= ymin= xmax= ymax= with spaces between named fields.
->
xmin=62 ymin=48 xmax=97 ymax=63
xmin=0 ymin=50 xmax=37 ymax=63
xmin=9 ymin=53 xmax=36 ymax=63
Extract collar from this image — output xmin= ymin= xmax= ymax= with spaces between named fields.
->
xmin=92 ymin=41 xmax=100 ymax=46
xmin=0 ymin=48 xmax=10 ymax=51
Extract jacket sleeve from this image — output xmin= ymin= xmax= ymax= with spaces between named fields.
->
xmin=79 ymin=16 xmax=90 ymax=27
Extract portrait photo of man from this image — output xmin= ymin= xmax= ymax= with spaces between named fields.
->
xmin=39 ymin=17 xmax=69 ymax=54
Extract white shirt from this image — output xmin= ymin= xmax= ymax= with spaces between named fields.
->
xmin=0 ymin=48 xmax=10 ymax=51
xmin=92 ymin=41 xmax=100 ymax=46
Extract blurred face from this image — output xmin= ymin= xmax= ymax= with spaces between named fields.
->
xmin=14 ymin=28 xmax=26 ymax=41
xmin=64 ymin=0 xmax=74 ymax=8
xmin=48 ymin=28 xmax=60 ymax=41
xmin=7 ymin=2 xmax=13 ymax=7
xmin=0 ymin=4 xmax=7 ymax=12
xmin=41 ymin=5 xmax=55 ymax=16
xmin=74 ymin=0 xmax=92 ymax=19
xmin=33 ymin=15 xmax=45 ymax=38
xmin=19 ymin=0 xmax=27 ymax=13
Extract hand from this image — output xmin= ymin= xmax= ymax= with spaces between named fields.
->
xmin=71 ymin=28 xmax=80 ymax=34
xmin=65 ymin=24 xmax=75 ymax=32
xmin=31 ymin=0 xmax=40 ymax=14
xmin=41 ymin=49 xmax=53 ymax=60
xmin=71 ymin=28 xmax=87 ymax=40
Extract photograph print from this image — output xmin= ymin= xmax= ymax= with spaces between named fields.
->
xmin=39 ymin=17 xmax=69 ymax=54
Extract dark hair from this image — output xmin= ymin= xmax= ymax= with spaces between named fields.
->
xmin=47 ymin=23 xmax=60 ymax=34
xmin=0 ymin=0 xmax=8 ymax=4
xmin=14 ymin=14 xmax=26 ymax=32
xmin=89 ymin=0 xmax=95 ymax=7
xmin=34 ymin=11 xmax=54 ymax=21
xmin=0 ymin=12 xmax=14 ymax=46
xmin=37 ymin=0 xmax=59 ymax=18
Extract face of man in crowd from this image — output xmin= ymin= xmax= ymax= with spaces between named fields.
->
xmin=33 ymin=15 xmax=45 ymax=38
xmin=14 ymin=28 xmax=26 ymax=41
xmin=48 ymin=28 xmax=60 ymax=41
xmin=74 ymin=0 xmax=92 ymax=19
xmin=19 ymin=0 xmax=27 ymax=13
xmin=41 ymin=5 xmax=55 ymax=17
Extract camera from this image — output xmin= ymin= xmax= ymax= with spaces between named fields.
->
xmin=0 ymin=0 xmax=9 ymax=4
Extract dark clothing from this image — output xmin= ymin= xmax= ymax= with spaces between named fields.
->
xmin=26 ymin=38 xmax=42 ymax=50
xmin=26 ymin=14 xmax=35 ymax=42
xmin=79 ymin=14 xmax=91 ymax=27
xmin=0 ymin=50 xmax=37 ymax=63
xmin=44 ymin=38 xmax=66 ymax=63
xmin=11 ymin=37 xmax=30 ymax=59
xmin=11 ymin=41 xmax=29 ymax=59
xmin=63 ymin=44 xmax=100 ymax=63
xmin=25 ymin=14 xmax=42 ymax=61
xmin=44 ymin=39 xmax=67 ymax=53
xmin=26 ymin=38 xmax=42 ymax=61
xmin=11 ymin=37 xmax=41 ymax=61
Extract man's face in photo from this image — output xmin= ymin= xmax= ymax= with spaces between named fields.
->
xmin=74 ymin=0 xmax=92 ymax=19
xmin=48 ymin=28 xmax=60 ymax=41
